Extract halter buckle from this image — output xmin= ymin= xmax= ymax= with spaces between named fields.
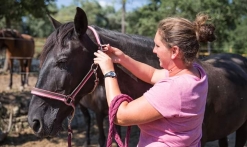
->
xmin=99 ymin=44 xmax=108 ymax=51
xmin=64 ymin=96 xmax=74 ymax=106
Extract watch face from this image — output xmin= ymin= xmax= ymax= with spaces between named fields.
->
xmin=110 ymin=71 xmax=116 ymax=77
xmin=105 ymin=71 xmax=117 ymax=78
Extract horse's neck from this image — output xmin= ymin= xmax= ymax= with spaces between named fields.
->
xmin=97 ymin=27 xmax=159 ymax=68
xmin=94 ymin=27 xmax=160 ymax=97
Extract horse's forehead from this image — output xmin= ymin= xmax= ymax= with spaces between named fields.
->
xmin=43 ymin=32 xmax=79 ymax=58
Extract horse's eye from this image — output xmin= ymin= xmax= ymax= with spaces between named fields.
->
xmin=57 ymin=58 xmax=67 ymax=63
xmin=56 ymin=58 xmax=68 ymax=70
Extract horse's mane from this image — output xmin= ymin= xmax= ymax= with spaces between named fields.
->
xmin=40 ymin=23 xmax=156 ymax=67
xmin=93 ymin=25 xmax=154 ymax=49
xmin=92 ymin=26 xmax=156 ymax=64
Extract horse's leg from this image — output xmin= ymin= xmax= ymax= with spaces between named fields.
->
xmin=95 ymin=112 xmax=106 ymax=147
xmin=19 ymin=59 xmax=25 ymax=90
xmin=235 ymin=121 xmax=247 ymax=147
xmin=218 ymin=137 xmax=228 ymax=147
xmin=8 ymin=58 xmax=13 ymax=89
xmin=79 ymin=103 xmax=91 ymax=146
xmin=24 ymin=59 xmax=30 ymax=87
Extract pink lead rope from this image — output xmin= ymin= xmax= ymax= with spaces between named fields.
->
xmin=107 ymin=94 xmax=133 ymax=147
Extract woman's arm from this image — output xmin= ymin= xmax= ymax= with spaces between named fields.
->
xmin=106 ymin=45 xmax=166 ymax=84
xmin=104 ymin=77 xmax=163 ymax=126
xmin=94 ymin=48 xmax=164 ymax=126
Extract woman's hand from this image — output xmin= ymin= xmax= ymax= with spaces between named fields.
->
xmin=103 ymin=44 xmax=125 ymax=64
xmin=94 ymin=50 xmax=115 ymax=75
xmin=94 ymin=45 xmax=126 ymax=74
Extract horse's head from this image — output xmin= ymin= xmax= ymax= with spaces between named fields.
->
xmin=0 ymin=29 xmax=20 ymax=49
xmin=28 ymin=7 xmax=103 ymax=137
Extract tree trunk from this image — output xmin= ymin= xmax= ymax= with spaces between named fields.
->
xmin=5 ymin=16 xmax=11 ymax=28
xmin=121 ymin=0 xmax=126 ymax=33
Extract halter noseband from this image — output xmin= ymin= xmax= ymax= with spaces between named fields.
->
xmin=31 ymin=26 xmax=104 ymax=147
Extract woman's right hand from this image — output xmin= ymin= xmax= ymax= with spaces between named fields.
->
xmin=103 ymin=44 xmax=125 ymax=64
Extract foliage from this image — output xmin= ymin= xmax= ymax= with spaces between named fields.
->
xmin=0 ymin=0 xmax=57 ymax=29
xmin=51 ymin=0 xmax=120 ymax=31
xmin=79 ymin=0 xmax=120 ymax=30
xmin=232 ymin=17 xmax=247 ymax=54
xmin=126 ymin=0 xmax=247 ymax=54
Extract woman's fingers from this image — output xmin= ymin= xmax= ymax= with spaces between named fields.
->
xmin=94 ymin=50 xmax=112 ymax=64
xmin=94 ymin=50 xmax=107 ymax=58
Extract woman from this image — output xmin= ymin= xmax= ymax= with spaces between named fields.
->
xmin=94 ymin=13 xmax=216 ymax=147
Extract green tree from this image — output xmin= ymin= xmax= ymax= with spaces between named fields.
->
xmin=0 ymin=0 xmax=57 ymax=29
xmin=232 ymin=17 xmax=247 ymax=54
xmin=79 ymin=0 xmax=121 ymax=30
xmin=126 ymin=0 xmax=247 ymax=54
xmin=0 ymin=0 xmax=57 ymax=71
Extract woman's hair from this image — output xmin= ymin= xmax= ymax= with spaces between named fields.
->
xmin=158 ymin=13 xmax=216 ymax=66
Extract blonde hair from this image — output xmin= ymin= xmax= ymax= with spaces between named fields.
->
xmin=158 ymin=13 xmax=216 ymax=66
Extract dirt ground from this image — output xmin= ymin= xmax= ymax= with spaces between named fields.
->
xmin=0 ymin=73 xmax=244 ymax=147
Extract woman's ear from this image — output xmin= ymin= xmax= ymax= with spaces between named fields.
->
xmin=171 ymin=46 xmax=180 ymax=59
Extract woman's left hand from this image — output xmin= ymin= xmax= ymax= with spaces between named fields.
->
xmin=94 ymin=50 xmax=114 ymax=75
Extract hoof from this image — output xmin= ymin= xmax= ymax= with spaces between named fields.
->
xmin=6 ymin=87 xmax=11 ymax=91
xmin=24 ymin=84 xmax=29 ymax=88
xmin=19 ymin=86 xmax=24 ymax=91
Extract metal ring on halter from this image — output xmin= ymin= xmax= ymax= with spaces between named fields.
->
xmin=64 ymin=96 xmax=74 ymax=106
xmin=91 ymin=63 xmax=99 ymax=71
xmin=99 ymin=44 xmax=108 ymax=52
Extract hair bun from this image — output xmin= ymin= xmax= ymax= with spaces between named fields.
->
xmin=194 ymin=14 xmax=216 ymax=42
xmin=198 ymin=24 xmax=216 ymax=42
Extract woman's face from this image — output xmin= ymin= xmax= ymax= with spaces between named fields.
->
xmin=153 ymin=31 xmax=173 ymax=69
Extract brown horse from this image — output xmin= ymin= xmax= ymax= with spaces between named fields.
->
xmin=0 ymin=29 xmax=35 ymax=90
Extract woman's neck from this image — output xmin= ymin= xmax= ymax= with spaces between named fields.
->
xmin=168 ymin=63 xmax=200 ymax=78
xmin=168 ymin=67 xmax=185 ymax=77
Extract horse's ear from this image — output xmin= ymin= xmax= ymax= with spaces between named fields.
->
xmin=47 ymin=14 xmax=62 ymax=29
xmin=74 ymin=7 xmax=88 ymax=38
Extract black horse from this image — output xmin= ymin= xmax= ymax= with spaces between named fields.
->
xmin=79 ymin=86 xmax=121 ymax=147
xmin=78 ymin=86 xmax=108 ymax=146
xmin=28 ymin=7 xmax=247 ymax=147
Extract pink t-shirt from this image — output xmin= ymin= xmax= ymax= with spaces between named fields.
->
xmin=138 ymin=63 xmax=208 ymax=147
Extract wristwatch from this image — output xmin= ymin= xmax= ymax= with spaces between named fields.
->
xmin=104 ymin=71 xmax=117 ymax=78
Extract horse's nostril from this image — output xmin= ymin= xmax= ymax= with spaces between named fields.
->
xmin=33 ymin=119 xmax=41 ymax=133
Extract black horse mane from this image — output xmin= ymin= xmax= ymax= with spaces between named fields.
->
xmin=96 ymin=26 xmax=152 ymax=42
xmin=93 ymin=25 xmax=154 ymax=50
xmin=40 ymin=22 xmax=156 ymax=67
xmin=92 ymin=25 xmax=156 ymax=64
